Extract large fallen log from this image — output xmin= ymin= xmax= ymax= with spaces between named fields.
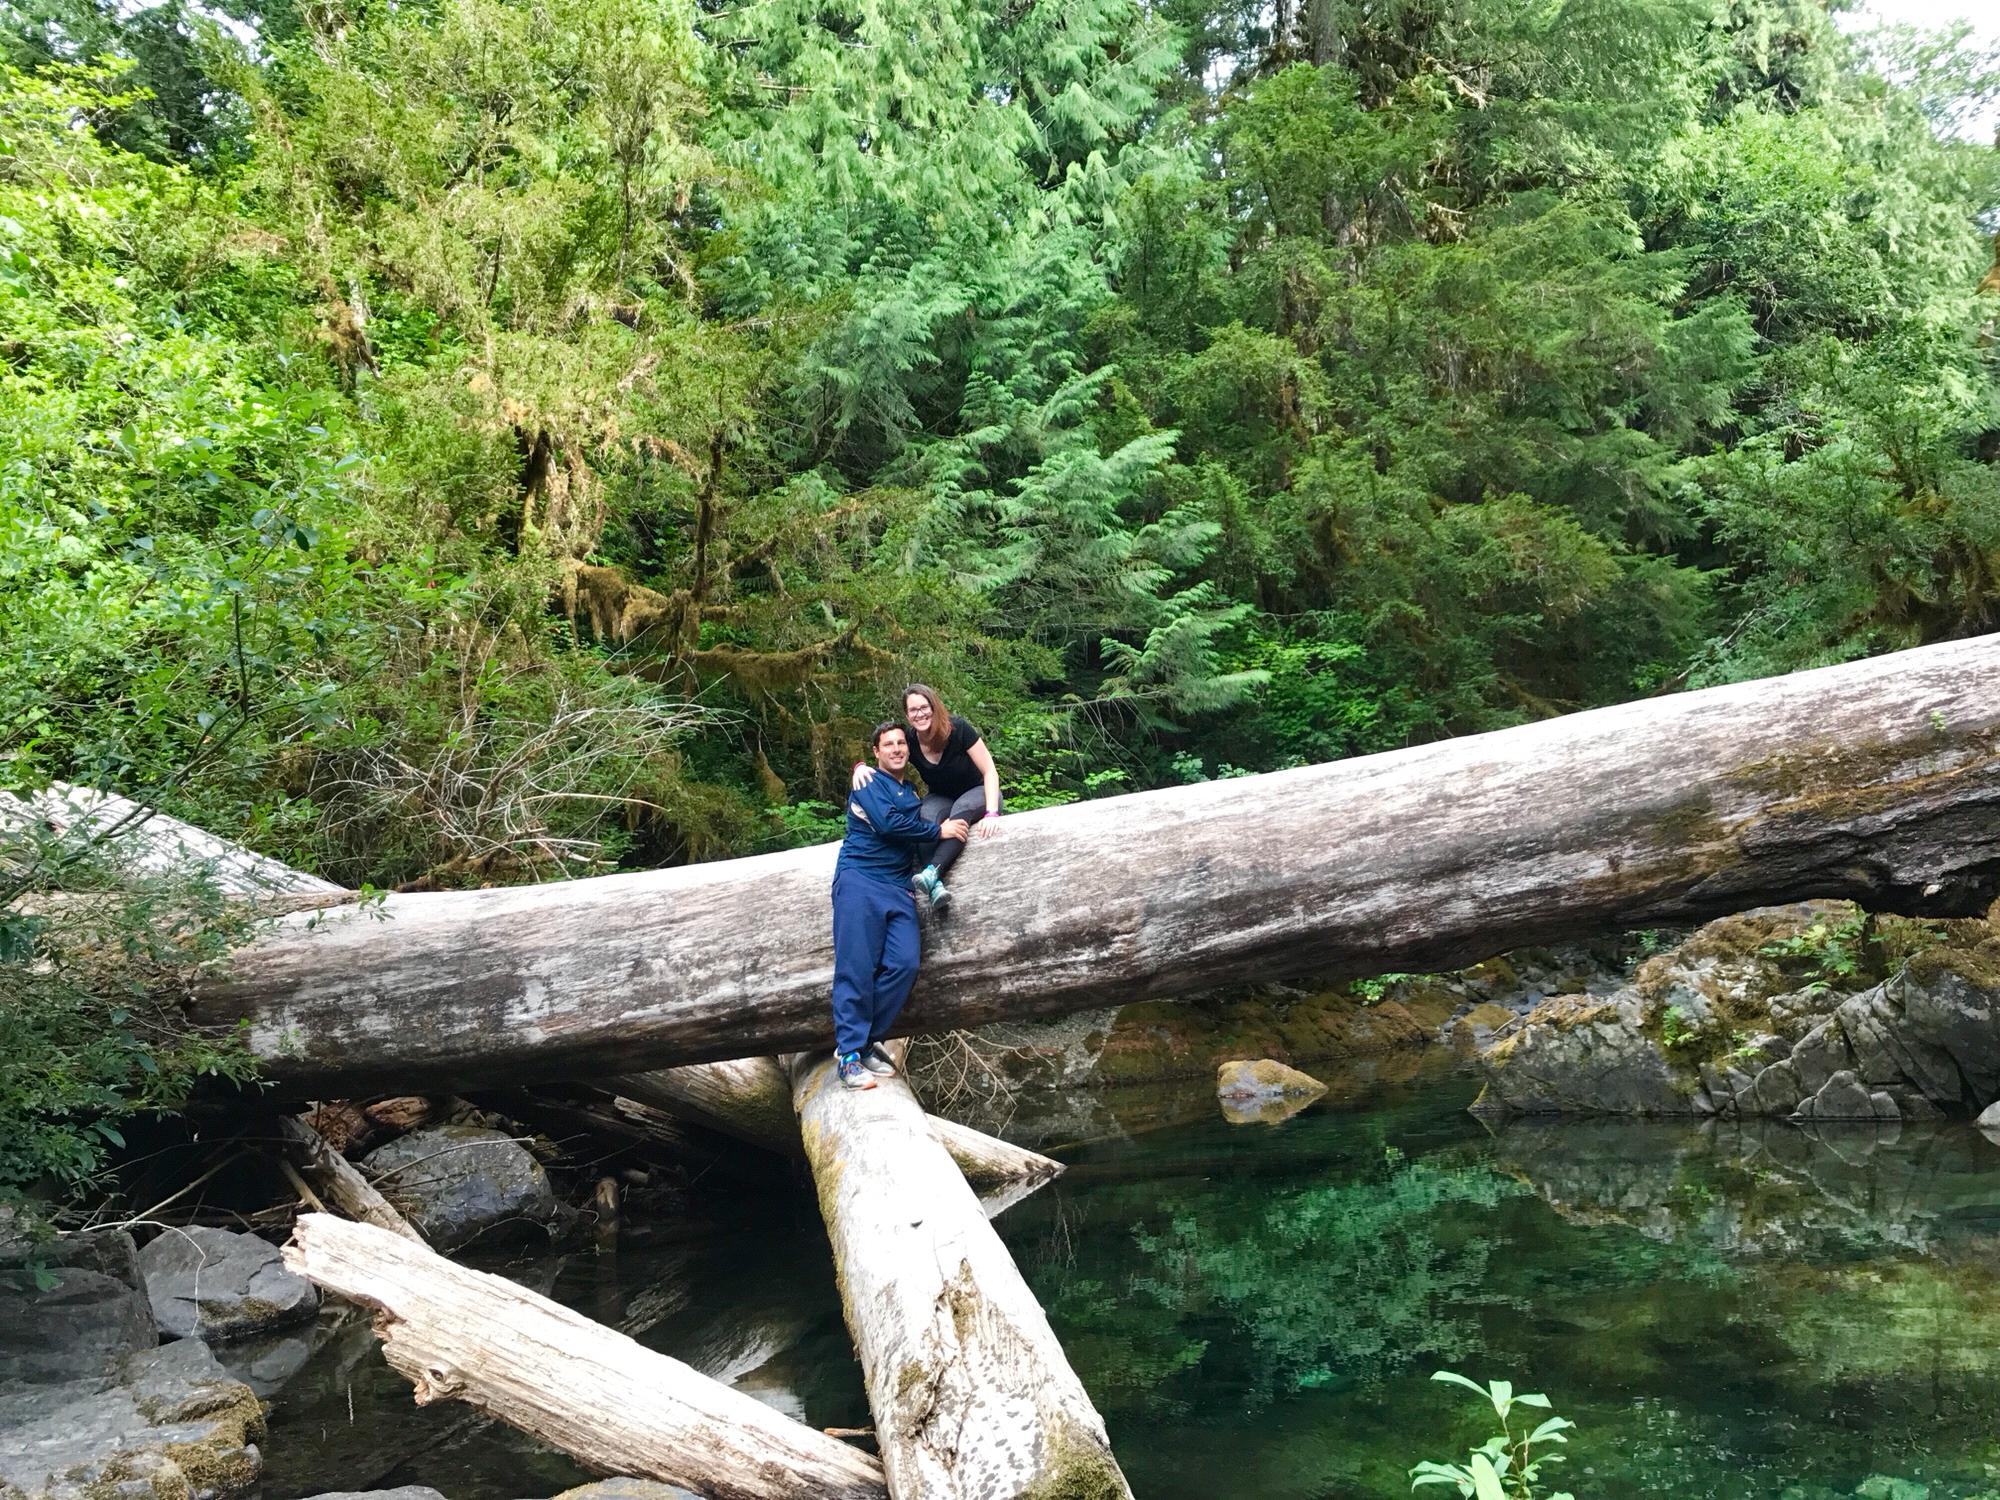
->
xmin=787 ymin=1055 xmax=1130 ymax=1500
xmin=196 ymin=635 xmax=2000 ymax=1094
xmin=612 ymin=1054 xmax=1061 ymax=1191
xmin=283 ymin=1214 xmax=886 ymax=1500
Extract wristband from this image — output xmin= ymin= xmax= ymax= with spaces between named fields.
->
xmin=982 ymin=811 xmax=1000 ymax=819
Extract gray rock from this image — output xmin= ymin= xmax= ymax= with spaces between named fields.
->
xmin=1794 ymin=1069 xmax=1896 ymax=1121
xmin=1746 ymin=1058 xmax=1804 ymax=1116
xmin=139 ymin=1226 xmax=318 ymax=1343
xmin=1977 ymin=1099 xmax=2000 ymax=1129
xmin=1900 ymin=965 xmax=2000 ymax=1100
xmin=0 ymin=1230 xmax=155 ymax=1386
xmin=1788 ymin=1021 xmax=1856 ymax=1095
xmin=296 ymin=1490 xmax=450 ymax=1500
xmin=363 ymin=1124 xmax=563 ymax=1250
xmin=0 ymin=1337 xmax=263 ymax=1500
xmin=1475 ymin=994 xmax=1695 ymax=1115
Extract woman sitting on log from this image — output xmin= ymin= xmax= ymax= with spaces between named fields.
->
xmin=851 ymin=683 xmax=1001 ymax=913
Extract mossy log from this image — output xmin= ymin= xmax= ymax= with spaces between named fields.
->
xmin=786 ymin=1054 xmax=1131 ymax=1500
xmin=283 ymin=1214 xmax=886 ymax=1500
xmin=611 ymin=1053 xmax=1062 ymax=1192
xmin=195 ymin=634 xmax=2000 ymax=1094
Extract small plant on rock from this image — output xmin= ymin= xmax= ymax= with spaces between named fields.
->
xmin=1660 ymin=1004 xmax=1698 ymax=1050
xmin=1412 ymin=1371 xmax=1576 ymax=1500
xmin=1760 ymin=912 xmax=1872 ymax=994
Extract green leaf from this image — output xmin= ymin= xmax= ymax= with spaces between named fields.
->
xmin=1468 ymin=1454 xmax=1507 ymax=1500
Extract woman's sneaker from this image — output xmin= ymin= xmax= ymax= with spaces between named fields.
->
xmin=913 ymin=866 xmax=953 ymax=913
xmin=862 ymin=1042 xmax=898 ymax=1077
xmin=836 ymin=1051 xmax=877 ymax=1090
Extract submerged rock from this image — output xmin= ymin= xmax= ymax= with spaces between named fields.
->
xmin=139 ymin=1225 xmax=319 ymax=1343
xmin=1216 ymin=1058 xmax=1326 ymax=1100
xmin=0 ymin=1228 xmax=156 ymax=1387
xmin=362 ymin=1123 xmax=563 ymax=1249
xmin=294 ymin=1489 xmax=449 ymax=1500
xmin=1216 ymin=1059 xmax=1328 ymax=1125
xmin=0 ymin=1336 xmax=264 ymax=1500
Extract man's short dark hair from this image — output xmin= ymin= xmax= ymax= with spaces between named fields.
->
xmin=871 ymin=720 xmax=906 ymax=749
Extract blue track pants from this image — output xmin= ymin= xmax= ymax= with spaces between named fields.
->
xmin=829 ymin=873 xmax=921 ymax=1058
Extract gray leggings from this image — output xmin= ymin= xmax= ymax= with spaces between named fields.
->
xmin=919 ymin=787 xmax=988 ymax=876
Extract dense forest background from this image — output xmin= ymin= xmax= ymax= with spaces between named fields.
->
xmin=4 ymin=0 xmax=1998 ymax=891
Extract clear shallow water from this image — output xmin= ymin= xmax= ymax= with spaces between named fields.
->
xmin=257 ymin=1070 xmax=2000 ymax=1500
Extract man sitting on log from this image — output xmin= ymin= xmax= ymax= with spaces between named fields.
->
xmin=831 ymin=721 xmax=969 ymax=1090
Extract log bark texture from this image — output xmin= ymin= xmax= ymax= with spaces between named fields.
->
xmin=282 ymin=1214 xmax=886 ymax=1500
xmin=196 ymin=635 xmax=2000 ymax=1094
xmin=612 ymin=1054 xmax=1061 ymax=1190
xmin=787 ymin=1056 xmax=1131 ymax=1500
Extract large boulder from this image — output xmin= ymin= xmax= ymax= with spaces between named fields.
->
xmin=1478 ymin=905 xmax=2000 ymax=1121
xmin=0 ymin=1228 xmax=155 ymax=1386
xmin=362 ymin=1123 xmax=563 ymax=1249
xmin=0 ymin=1336 xmax=264 ymax=1500
xmin=139 ymin=1226 xmax=319 ymax=1343
xmin=1474 ymin=994 xmax=1692 ymax=1115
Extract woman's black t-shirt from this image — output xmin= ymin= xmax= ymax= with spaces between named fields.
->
xmin=911 ymin=714 xmax=984 ymax=800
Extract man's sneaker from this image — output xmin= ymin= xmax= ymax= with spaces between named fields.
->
xmin=862 ymin=1042 xmax=898 ymax=1077
xmin=836 ymin=1051 xmax=877 ymax=1090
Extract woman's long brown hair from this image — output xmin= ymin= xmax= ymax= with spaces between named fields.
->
xmin=902 ymin=683 xmax=949 ymax=744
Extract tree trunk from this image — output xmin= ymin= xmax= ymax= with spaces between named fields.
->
xmin=612 ymin=1053 xmax=1061 ymax=1190
xmin=282 ymin=1214 xmax=886 ymax=1500
xmin=2 ymin=783 xmax=344 ymax=896
xmin=195 ymin=636 xmax=2000 ymax=1095
xmin=275 ymin=1115 xmax=424 ymax=1243
xmin=787 ymin=1055 xmax=1131 ymax=1500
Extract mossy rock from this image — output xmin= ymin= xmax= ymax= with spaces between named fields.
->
xmin=1216 ymin=1058 xmax=1327 ymax=1100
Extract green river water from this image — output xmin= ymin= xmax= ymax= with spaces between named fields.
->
xmin=253 ymin=1067 xmax=2000 ymax=1500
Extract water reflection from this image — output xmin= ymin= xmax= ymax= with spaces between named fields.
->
xmin=260 ymin=1075 xmax=2000 ymax=1500
xmin=993 ymin=1083 xmax=2000 ymax=1500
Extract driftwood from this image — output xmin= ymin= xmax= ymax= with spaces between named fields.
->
xmin=275 ymin=1115 xmax=424 ymax=1242
xmin=283 ymin=1214 xmax=886 ymax=1500
xmin=612 ymin=1053 xmax=1061 ymax=1190
xmin=191 ymin=634 xmax=2000 ymax=1094
xmin=788 ymin=1054 xmax=1129 ymax=1500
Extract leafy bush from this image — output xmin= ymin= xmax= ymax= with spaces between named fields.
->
xmin=0 ymin=820 xmax=261 ymax=1218
xmin=1413 ymin=1371 xmax=1577 ymax=1500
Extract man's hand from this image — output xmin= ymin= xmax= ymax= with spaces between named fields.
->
xmin=938 ymin=817 xmax=971 ymax=842
xmin=851 ymin=762 xmax=878 ymax=790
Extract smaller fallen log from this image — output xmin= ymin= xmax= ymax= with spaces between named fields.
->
xmin=613 ymin=1053 xmax=1060 ymax=1191
xmin=284 ymin=1214 xmax=885 ymax=1500
xmin=788 ymin=1055 xmax=1130 ymax=1500
xmin=276 ymin=1115 xmax=424 ymax=1243
xmin=1 ymin=783 xmax=343 ymax=896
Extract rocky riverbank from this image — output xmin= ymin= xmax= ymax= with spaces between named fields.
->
xmin=1473 ymin=902 xmax=2000 ymax=1120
